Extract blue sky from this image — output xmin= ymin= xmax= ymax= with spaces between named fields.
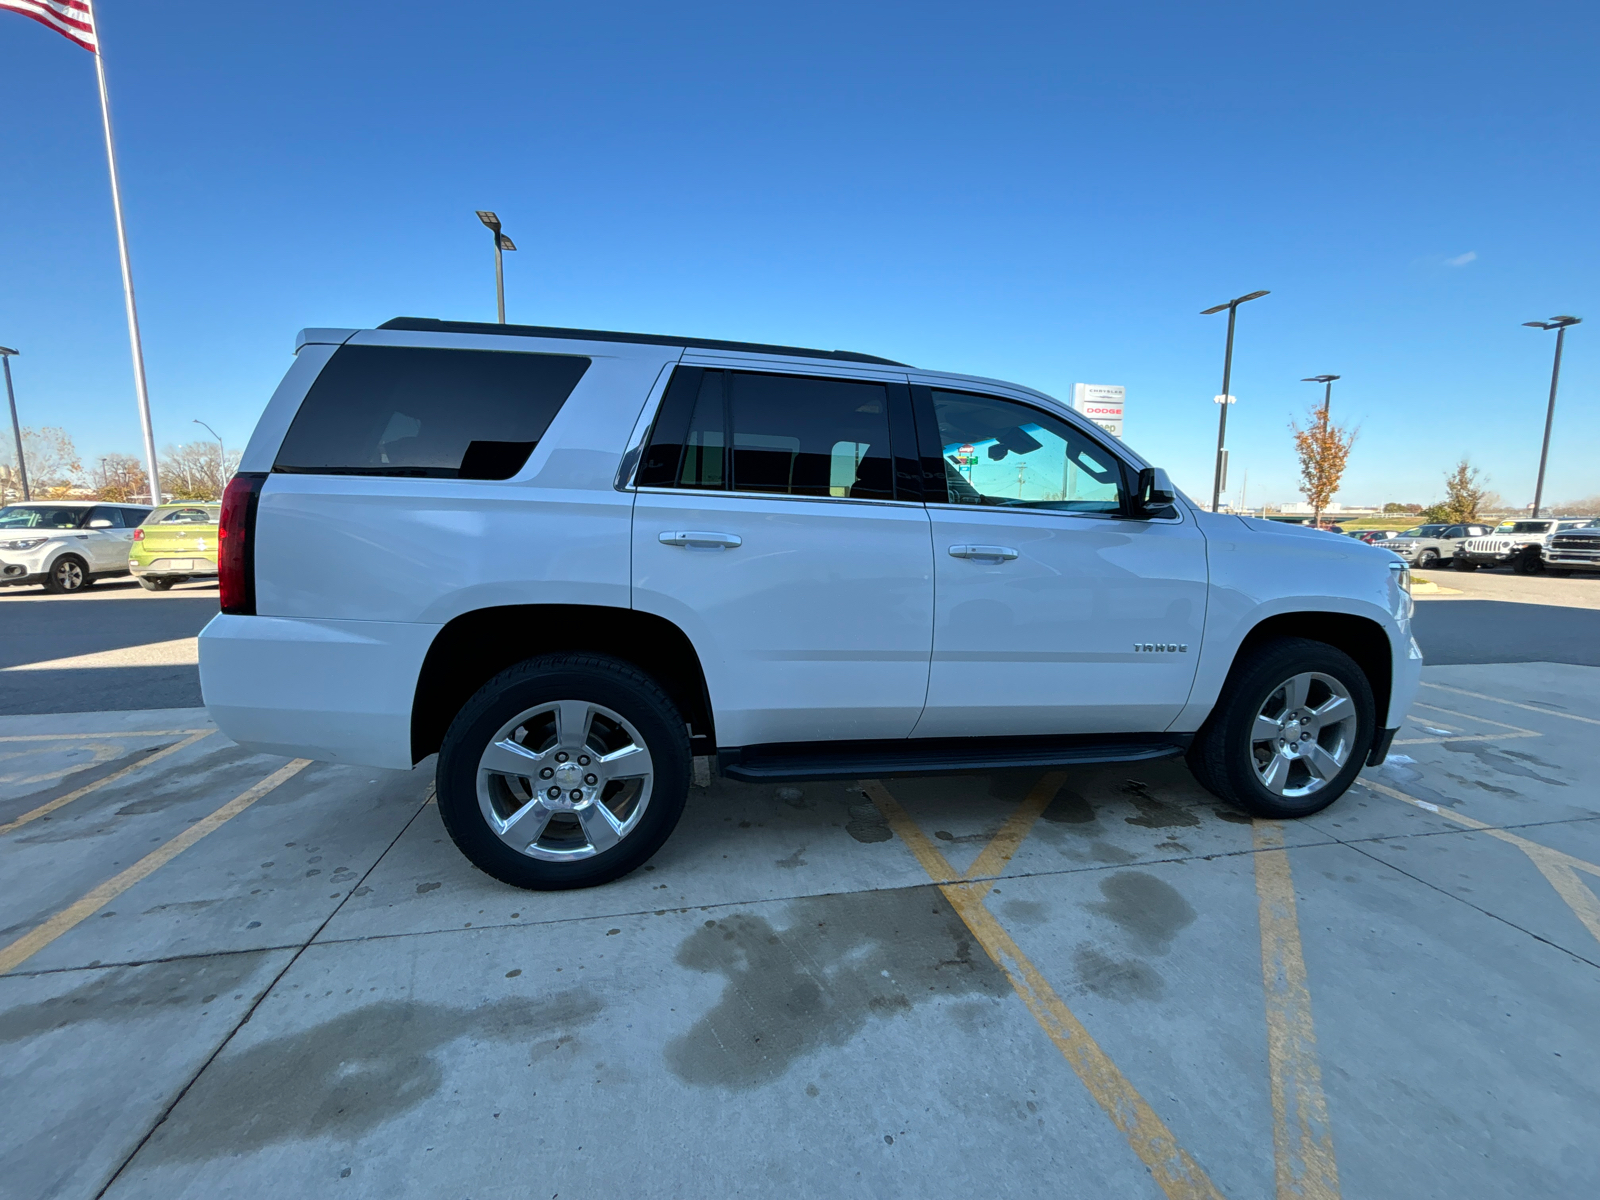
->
xmin=0 ymin=1 xmax=1594 ymax=508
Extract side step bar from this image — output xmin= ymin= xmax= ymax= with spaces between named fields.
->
xmin=718 ymin=734 xmax=1190 ymax=783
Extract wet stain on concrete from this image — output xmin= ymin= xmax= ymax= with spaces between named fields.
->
xmin=1211 ymin=807 xmax=1254 ymax=825
xmin=665 ymin=887 xmax=1009 ymax=1089
xmin=1040 ymin=790 xmax=1097 ymax=825
xmin=1441 ymin=743 xmax=1566 ymax=788
xmin=1001 ymin=900 xmax=1049 ymax=926
xmin=1073 ymin=946 xmax=1164 ymax=1001
xmin=139 ymin=990 xmax=602 ymax=1162
xmin=843 ymin=798 xmax=892 ymax=843
xmin=1088 ymin=841 xmax=1138 ymax=864
xmin=1086 ymin=871 xmax=1197 ymax=954
xmin=775 ymin=847 xmax=808 ymax=869
xmin=0 ymin=954 xmax=272 ymax=1044
xmin=1120 ymin=780 xmax=1201 ymax=829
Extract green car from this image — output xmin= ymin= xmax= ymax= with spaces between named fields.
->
xmin=130 ymin=503 xmax=221 ymax=590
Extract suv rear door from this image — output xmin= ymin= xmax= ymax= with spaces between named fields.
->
xmin=910 ymin=385 xmax=1207 ymax=737
xmin=631 ymin=363 xmax=932 ymax=747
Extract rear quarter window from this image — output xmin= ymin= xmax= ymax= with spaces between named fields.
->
xmin=273 ymin=345 xmax=590 ymax=479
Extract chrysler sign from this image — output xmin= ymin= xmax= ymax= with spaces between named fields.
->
xmin=1072 ymin=383 xmax=1125 ymax=437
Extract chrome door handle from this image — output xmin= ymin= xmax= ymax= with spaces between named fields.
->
xmin=659 ymin=531 xmax=743 ymax=550
xmin=948 ymin=544 xmax=1018 ymax=562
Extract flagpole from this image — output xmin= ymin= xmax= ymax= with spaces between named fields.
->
xmin=87 ymin=1 xmax=161 ymax=505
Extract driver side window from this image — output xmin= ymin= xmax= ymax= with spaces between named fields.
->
xmin=928 ymin=390 xmax=1127 ymax=514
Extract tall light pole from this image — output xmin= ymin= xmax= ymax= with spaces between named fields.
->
xmin=2 ymin=346 xmax=29 ymax=501
xmin=475 ymin=211 xmax=518 ymax=323
xmin=194 ymin=419 xmax=226 ymax=495
xmin=1523 ymin=316 xmax=1581 ymax=518
xmin=1201 ymin=290 xmax=1270 ymax=512
xmin=1302 ymin=374 xmax=1340 ymax=418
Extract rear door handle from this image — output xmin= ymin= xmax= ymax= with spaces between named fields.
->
xmin=948 ymin=544 xmax=1019 ymax=562
xmin=659 ymin=531 xmax=743 ymax=550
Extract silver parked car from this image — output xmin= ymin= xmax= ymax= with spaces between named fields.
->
xmin=1382 ymin=523 xmax=1492 ymax=568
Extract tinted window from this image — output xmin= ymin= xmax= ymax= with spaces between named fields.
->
xmin=153 ymin=507 xmax=218 ymax=525
xmin=120 ymin=507 xmax=152 ymax=525
xmin=929 ymin=391 xmax=1126 ymax=513
xmin=0 ymin=505 xmax=86 ymax=529
xmin=639 ymin=369 xmax=894 ymax=501
xmin=274 ymin=345 xmax=590 ymax=479
xmin=87 ymin=506 xmax=125 ymax=528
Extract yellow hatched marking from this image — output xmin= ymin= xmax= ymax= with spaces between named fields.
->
xmin=1363 ymin=779 xmax=1600 ymax=946
xmin=864 ymin=778 xmax=1226 ymax=1200
xmin=1253 ymin=821 xmax=1341 ymax=1200
xmin=1394 ymin=702 xmax=1543 ymax=746
xmin=1419 ymin=682 xmax=1600 ymax=728
xmin=0 ymin=758 xmax=311 ymax=974
xmin=0 ymin=731 xmax=214 ymax=835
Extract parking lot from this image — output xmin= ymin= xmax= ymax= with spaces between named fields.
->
xmin=3 ymin=577 xmax=1599 ymax=1198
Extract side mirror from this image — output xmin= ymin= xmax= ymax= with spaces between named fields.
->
xmin=1135 ymin=467 xmax=1175 ymax=515
xmin=86 ymin=519 xmax=113 ymax=529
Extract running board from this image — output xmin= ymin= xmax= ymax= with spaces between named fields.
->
xmin=717 ymin=734 xmax=1189 ymax=783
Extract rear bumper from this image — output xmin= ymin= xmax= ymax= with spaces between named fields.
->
xmin=199 ymin=614 xmax=439 ymax=769
xmin=131 ymin=556 xmax=218 ymax=577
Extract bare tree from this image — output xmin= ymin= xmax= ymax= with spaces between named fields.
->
xmin=0 ymin=426 xmax=82 ymax=503
xmin=1290 ymin=404 xmax=1358 ymax=528
xmin=96 ymin=453 xmax=149 ymax=503
xmin=158 ymin=440 xmax=240 ymax=501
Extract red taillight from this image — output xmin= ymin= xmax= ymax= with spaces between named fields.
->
xmin=219 ymin=473 xmax=267 ymax=615
xmin=133 ymin=528 xmax=144 ymax=541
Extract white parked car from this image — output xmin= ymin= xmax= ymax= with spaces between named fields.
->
xmin=1456 ymin=518 xmax=1590 ymax=573
xmin=0 ymin=501 xmax=152 ymax=593
xmin=200 ymin=320 xmax=1423 ymax=889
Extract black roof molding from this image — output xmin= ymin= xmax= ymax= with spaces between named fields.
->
xmin=376 ymin=317 xmax=909 ymax=367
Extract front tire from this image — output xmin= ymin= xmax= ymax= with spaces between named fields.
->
xmin=1511 ymin=549 xmax=1542 ymax=575
xmin=1187 ymin=637 xmax=1375 ymax=819
xmin=436 ymin=653 xmax=691 ymax=890
xmin=1416 ymin=549 xmax=1439 ymax=568
xmin=1452 ymin=558 xmax=1477 ymax=572
xmin=43 ymin=555 xmax=91 ymax=594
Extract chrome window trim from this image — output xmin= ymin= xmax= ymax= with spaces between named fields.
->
xmin=633 ymin=485 xmax=926 ymax=511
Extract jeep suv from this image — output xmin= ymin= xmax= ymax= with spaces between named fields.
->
xmin=1457 ymin=518 xmax=1590 ymax=573
xmin=199 ymin=319 xmax=1422 ymax=889
xmin=1383 ymin=523 xmax=1491 ymax=568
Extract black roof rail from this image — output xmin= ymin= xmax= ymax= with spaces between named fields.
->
xmin=376 ymin=317 xmax=909 ymax=368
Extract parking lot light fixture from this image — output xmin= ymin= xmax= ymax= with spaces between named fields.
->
xmin=476 ymin=211 xmax=517 ymax=324
xmin=1201 ymin=291 xmax=1270 ymax=511
xmin=1 ymin=346 xmax=27 ymax=501
xmin=193 ymin=419 xmax=226 ymax=493
xmin=1522 ymin=316 xmax=1582 ymax=518
xmin=1302 ymin=374 xmax=1340 ymax=417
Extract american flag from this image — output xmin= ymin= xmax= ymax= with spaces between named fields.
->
xmin=0 ymin=0 xmax=96 ymax=52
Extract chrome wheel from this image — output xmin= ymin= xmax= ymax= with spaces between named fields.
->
xmin=52 ymin=559 xmax=85 ymax=591
xmin=476 ymin=700 xmax=654 ymax=862
xmin=1250 ymin=672 xmax=1357 ymax=799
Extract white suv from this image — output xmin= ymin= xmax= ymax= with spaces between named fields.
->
xmin=0 ymin=500 xmax=152 ymax=592
xmin=200 ymin=319 xmax=1422 ymax=889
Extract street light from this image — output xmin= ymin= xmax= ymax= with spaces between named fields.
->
xmin=194 ymin=419 xmax=226 ymax=495
xmin=475 ymin=211 xmax=518 ymax=324
xmin=1522 ymin=315 xmax=1581 ymax=518
xmin=0 ymin=346 xmax=27 ymax=501
xmin=1200 ymin=290 xmax=1269 ymax=511
xmin=1302 ymin=374 xmax=1340 ymax=417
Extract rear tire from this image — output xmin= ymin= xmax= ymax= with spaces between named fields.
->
xmin=43 ymin=555 xmax=90 ymax=594
xmin=436 ymin=653 xmax=691 ymax=890
xmin=137 ymin=577 xmax=175 ymax=591
xmin=1187 ymin=637 xmax=1375 ymax=819
xmin=1416 ymin=549 xmax=1439 ymax=567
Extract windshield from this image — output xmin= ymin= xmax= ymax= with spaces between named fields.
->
xmin=1399 ymin=525 xmax=1447 ymax=538
xmin=0 ymin=505 xmax=87 ymax=530
xmin=1511 ymin=521 xmax=1552 ymax=534
xmin=148 ymin=506 xmax=220 ymax=525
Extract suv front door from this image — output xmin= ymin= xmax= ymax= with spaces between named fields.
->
xmin=910 ymin=387 xmax=1207 ymax=737
xmin=631 ymin=366 xmax=933 ymax=748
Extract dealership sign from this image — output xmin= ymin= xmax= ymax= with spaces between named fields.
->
xmin=1072 ymin=384 xmax=1125 ymax=437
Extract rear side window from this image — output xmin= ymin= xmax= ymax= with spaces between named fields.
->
xmin=274 ymin=345 xmax=590 ymax=479
xmin=153 ymin=507 xmax=218 ymax=525
xmin=638 ymin=368 xmax=895 ymax=501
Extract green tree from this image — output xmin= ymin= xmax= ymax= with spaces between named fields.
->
xmin=1441 ymin=460 xmax=1487 ymax=523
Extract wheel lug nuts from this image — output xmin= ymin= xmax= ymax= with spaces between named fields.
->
xmin=584 ymin=774 xmax=598 ymax=786
xmin=569 ymin=789 xmax=583 ymax=801
xmin=555 ymin=752 xmax=569 ymax=763
xmin=578 ymin=755 xmax=590 ymax=766
xmin=547 ymin=786 xmax=562 ymax=799
xmin=539 ymin=767 xmax=554 ymax=779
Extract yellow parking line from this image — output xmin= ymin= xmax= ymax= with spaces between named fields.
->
xmin=1411 ymin=701 xmax=1541 ymax=735
xmin=0 ymin=758 xmax=311 ymax=975
xmin=1362 ymin=779 xmax=1600 ymax=946
xmin=0 ymin=729 xmax=211 ymax=742
xmin=1420 ymin=683 xmax=1600 ymax=728
xmin=1392 ymin=732 xmax=1541 ymax=745
xmin=1253 ymin=821 xmax=1341 ymax=1200
xmin=864 ymin=779 xmax=1226 ymax=1200
xmin=959 ymin=770 xmax=1069 ymax=895
xmin=0 ymin=730 xmax=215 ymax=835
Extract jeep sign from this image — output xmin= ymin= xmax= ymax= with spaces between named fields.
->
xmin=1072 ymin=383 xmax=1125 ymax=437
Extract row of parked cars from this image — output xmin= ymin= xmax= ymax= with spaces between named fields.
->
xmin=0 ymin=499 xmax=220 ymax=593
xmin=1367 ymin=518 xmax=1600 ymax=574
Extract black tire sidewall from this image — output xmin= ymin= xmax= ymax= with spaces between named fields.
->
xmin=46 ymin=556 xmax=88 ymax=594
xmin=1215 ymin=639 xmax=1376 ymax=819
xmin=1417 ymin=550 xmax=1438 ymax=567
xmin=436 ymin=655 xmax=691 ymax=890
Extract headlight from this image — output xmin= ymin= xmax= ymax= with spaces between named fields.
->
xmin=0 ymin=538 xmax=47 ymax=551
xmin=1390 ymin=562 xmax=1412 ymax=594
